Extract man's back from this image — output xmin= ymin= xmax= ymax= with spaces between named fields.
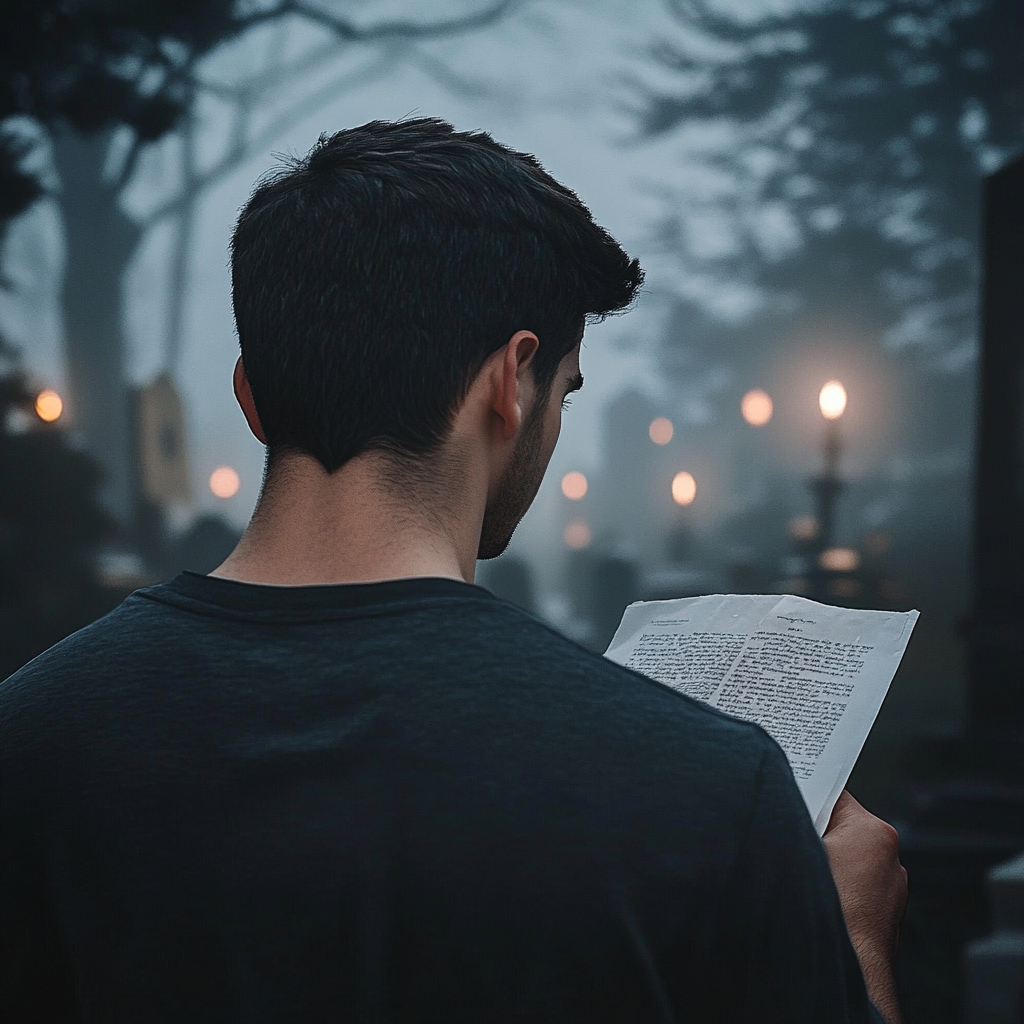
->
xmin=1 ymin=573 xmax=873 ymax=1022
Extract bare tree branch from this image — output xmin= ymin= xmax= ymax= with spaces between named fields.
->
xmin=408 ymin=46 xmax=506 ymax=101
xmin=662 ymin=0 xmax=785 ymax=40
xmin=114 ymin=132 xmax=146 ymax=192
xmin=140 ymin=48 xmax=400 ymax=229
xmin=234 ymin=0 xmax=520 ymax=42
xmin=141 ymin=0 xmax=524 ymax=370
xmin=133 ymin=0 xmax=521 ymax=192
xmin=663 ymin=0 xmax=709 ymax=24
xmin=189 ymin=37 xmax=342 ymax=101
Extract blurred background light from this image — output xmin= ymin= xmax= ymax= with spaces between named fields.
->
xmin=819 ymin=546 xmax=860 ymax=572
xmin=561 ymin=471 xmax=588 ymax=500
xmin=563 ymin=519 xmax=592 ymax=549
xmin=671 ymin=471 xmax=697 ymax=506
xmin=649 ymin=417 xmax=674 ymax=445
xmin=818 ymin=380 xmax=847 ymax=420
xmin=788 ymin=515 xmax=819 ymax=541
xmin=209 ymin=466 xmax=240 ymax=499
xmin=740 ymin=389 xmax=773 ymax=426
xmin=34 ymin=389 xmax=63 ymax=423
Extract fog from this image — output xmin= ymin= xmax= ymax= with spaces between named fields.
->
xmin=3 ymin=0 xmax=1014 ymax=751
xmin=1 ymin=1 xmax=1022 ymax=1019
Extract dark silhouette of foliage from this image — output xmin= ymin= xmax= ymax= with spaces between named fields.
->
xmin=0 ymin=0 xmax=522 ymax=674
xmin=1 ymin=1 xmax=237 ymax=140
xmin=1 ymin=0 xmax=520 ymax=187
xmin=1 ymin=0 xmax=519 ymax=523
xmin=0 ymin=365 xmax=125 ymax=681
xmin=635 ymin=0 xmax=1024 ymax=371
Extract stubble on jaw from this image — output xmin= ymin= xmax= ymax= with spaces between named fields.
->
xmin=477 ymin=394 xmax=549 ymax=561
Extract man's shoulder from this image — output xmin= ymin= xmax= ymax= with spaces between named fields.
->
xmin=472 ymin=597 xmax=778 ymax=763
xmin=0 ymin=590 xmax=155 ymax=714
xmin=0 ymin=582 xmax=778 ymax=783
xmin=480 ymin=598 xmax=747 ymax=709
xmin=413 ymin=595 xmax=785 ymax=852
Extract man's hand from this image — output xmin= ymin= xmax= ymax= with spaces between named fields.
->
xmin=823 ymin=790 xmax=908 ymax=1024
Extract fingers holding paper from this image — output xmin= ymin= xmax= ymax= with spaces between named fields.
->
xmin=824 ymin=790 xmax=908 ymax=1024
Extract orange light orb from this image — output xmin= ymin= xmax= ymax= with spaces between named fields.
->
xmin=649 ymin=417 xmax=674 ymax=445
xmin=563 ymin=519 xmax=592 ymax=550
xmin=788 ymin=515 xmax=819 ymax=542
xmin=671 ymin=471 xmax=697 ymax=506
xmin=561 ymin=471 xmax=588 ymax=500
xmin=819 ymin=547 xmax=860 ymax=573
xmin=819 ymin=380 xmax=847 ymax=420
xmin=741 ymin=388 xmax=773 ymax=426
xmin=209 ymin=466 xmax=240 ymax=499
xmin=35 ymin=389 xmax=63 ymax=423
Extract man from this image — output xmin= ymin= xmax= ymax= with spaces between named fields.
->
xmin=0 ymin=118 xmax=906 ymax=1022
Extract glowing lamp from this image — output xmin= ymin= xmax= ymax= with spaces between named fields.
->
xmin=818 ymin=381 xmax=847 ymax=420
xmin=671 ymin=471 xmax=697 ymax=506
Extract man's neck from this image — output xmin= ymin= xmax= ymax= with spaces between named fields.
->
xmin=212 ymin=449 xmax=485 ymax=587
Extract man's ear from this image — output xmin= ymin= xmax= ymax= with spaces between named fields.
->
xmin=495 ymin=330 xmax=540 ymax=440
xmin=233 ymin=356 xmax=267 ymax=445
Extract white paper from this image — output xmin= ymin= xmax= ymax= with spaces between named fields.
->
xmin=605 ymin=594 xmax=919 ymax=834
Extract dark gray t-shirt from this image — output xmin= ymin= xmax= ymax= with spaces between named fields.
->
xmin=1 ymin=573 xmax=878 ymax=1022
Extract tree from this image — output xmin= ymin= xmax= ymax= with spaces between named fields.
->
xmin=1 ymin=0 xmax=516 ymax=523
xmin=0 ymin=355 xmax=126 ymax=680
xmin=634 ymin=0 xmax=1023 ymax=417
xmin=626 ymin=0 xmax=1024 ymax=624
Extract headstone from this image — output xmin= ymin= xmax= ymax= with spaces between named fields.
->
xmin=963 ymin=852 xmax=1024 ymax=1024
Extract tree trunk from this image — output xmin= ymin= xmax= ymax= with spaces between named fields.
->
xmin=52 ymin=130 xmax=141 ymax=529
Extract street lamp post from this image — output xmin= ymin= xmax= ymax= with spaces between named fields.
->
xmin=807 ymin=381 xmax=848 ymax=600
xmin=812 ymin=380 xmax=847 ymax=554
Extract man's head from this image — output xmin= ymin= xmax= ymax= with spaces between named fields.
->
xmin=230 ymin=119 xmax=642 ymax=485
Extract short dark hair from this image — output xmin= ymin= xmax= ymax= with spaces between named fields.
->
xmin=231 ymin=118 xmax=643 ymax=472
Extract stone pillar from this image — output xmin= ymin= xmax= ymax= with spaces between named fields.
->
xmin=968 ymin=155 xmax=1024 ymax=742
